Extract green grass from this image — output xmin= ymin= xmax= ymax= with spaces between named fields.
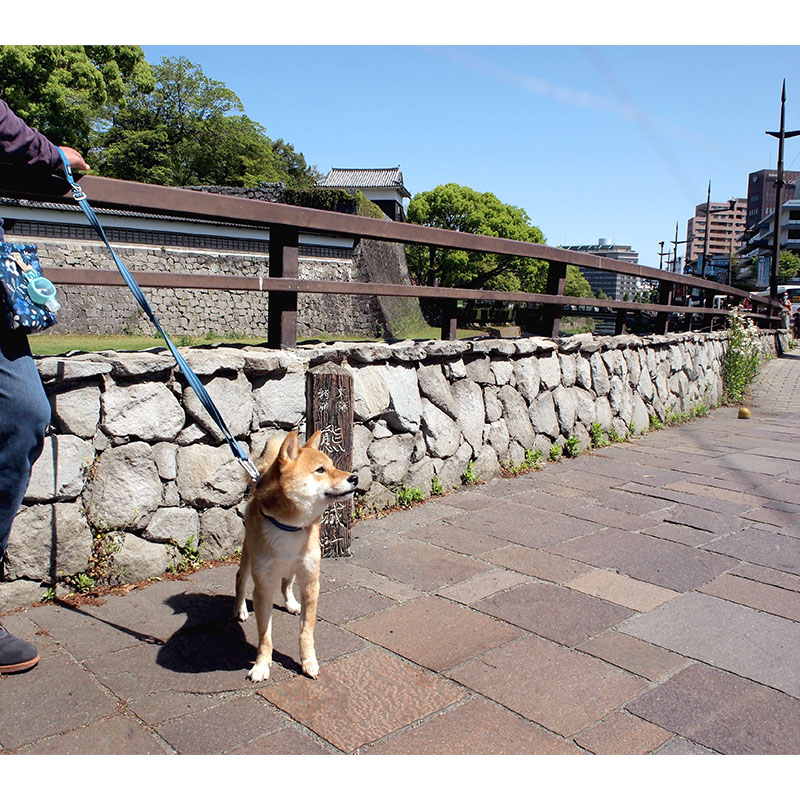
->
xmin=30 ymin=326 xmax=482 ymax=356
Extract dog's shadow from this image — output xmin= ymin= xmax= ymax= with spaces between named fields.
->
xmin=155 ymin=592 xmax=303 ymax=676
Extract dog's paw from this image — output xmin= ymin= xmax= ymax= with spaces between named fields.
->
xmin=285 ymin=597 xmax=301 ymax=615
xmin=247 ymin=663 xmax=271 ymax=682
xmin=302 ymin=657 xmax=319 ymax=680
xmin=235 ymin=605 xmax=249 ymax=622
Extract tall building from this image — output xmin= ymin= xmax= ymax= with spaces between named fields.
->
xmin=561 ymin=238 xmax=641 ymax=299
xmin=740 ymin=198 xmax=800 ymax=287
xmin=746 ymin=169 xmax=799 ymax=234
xmin=684 ymin=198 xmax=747 ymax=273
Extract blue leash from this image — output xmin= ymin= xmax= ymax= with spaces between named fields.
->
xmin=56 ymin=149 xmax=260 ymax=483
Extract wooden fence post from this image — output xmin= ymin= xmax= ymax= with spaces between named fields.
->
xmin=539 ymin=260 xmax=568 ymax=337
xmin=441 ymin=299 xmax=458 ymax=340
xmin=268 ymin=224 xmax=299 ymax=349
xmin=656 ymin=280 xmax=674 ymax=334
xmin=306 ymin=364 xmax=355 ymax=558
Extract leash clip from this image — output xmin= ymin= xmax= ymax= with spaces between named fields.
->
xmin=241 ymin=457 xmax=260 ymax=484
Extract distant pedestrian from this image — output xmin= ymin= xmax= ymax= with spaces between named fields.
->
xmin=793 ymin=310 xmax=800 ymax=339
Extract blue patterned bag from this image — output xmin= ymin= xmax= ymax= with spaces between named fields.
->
xmin=0 ymin=242 xmax=59 ymax=333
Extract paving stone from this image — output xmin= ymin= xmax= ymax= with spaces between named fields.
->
xmin=348 ymin=531 xmax=491 ymax=592
xmin=15 ymin=714 xmax=168 ymax=754
xmin=440 ymin=501 xmax=598 ymax=549
xmin=660 ymin=480 xmax=767 ymax=509
xmin=446 ymin=635 xmax=646 ymax=737
xmin=366 ymin=697 xmax=580 ymax=754
xmin=259 ymin=647 xmax=465 ymax=753
xmin=658 ymin=503 xmax=752 ymax=535
xmin=741 ymin=506 xmax=800 ymax=528
xmin=482 ymin=544 xmax=592 ymax=584
xmin=316 ymin=586 xmax=398 ymax=625
xmin=0 ymin=651 xmax=118 ymax=751
xmin=585 ymin=488 xmax=675 ymax=516
xmin=573 ymin=710 xmax=672 ymax=754
xmin=653 ymin=735 xmax=718 ymax=754
xmin=730 ymin=562 xmax=800 ymax=593
xmin=702 ymin=452 xmax=800 ymax=476
xmin=698 ymin=573 xmax=800 ymax=622
xmin=549 ymin=529 xmax=737 ymax=592
xmin=346 ymin=595 xmax=523 ymax=671
xmin=627 ymin=662 xmax=800 ymax=754
xmin=434 ymin=490 xmax=496 ymax=511
xmin=618 ymin=592 xmax=800 ymax=697
xmin=156 ymin=696 xmax=286 ymax=754
xmin=703 ymin=528 xmax=800 ymax=576
xmin=565 ymin=570 xmax=679 ymax=612
xmin=126 ymin=692 xmax=226 ymax=726
xmin=473 ymin=582 xmax=632 ymax=646
xmin=638 ymin=521 xmax=718 ymax=547
xmin=404 ymin=522 xmax=509 ymax=556
xmin=226 ymin=725 xmax=334 ymax=754
xmin=564 ymin=504 xmax=656 ymax=532
xmin=576 ymin=631 xmax=687 ymax=681
xmin=437 ymin=569 xmax=531 ymax=604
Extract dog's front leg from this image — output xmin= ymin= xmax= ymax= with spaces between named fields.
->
xmin=247 ymin=571 xmax=281 ymax=682
xmin=297 ymin=556 xmax=321 ymax=679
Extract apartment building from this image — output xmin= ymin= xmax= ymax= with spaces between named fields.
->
xmin=746 ymin=169 xmax=799 ymax=234
xmin=561 ymin=238 xmax=642 ymax=299
xmin=684 ymin=197 xmax=747 ymax=271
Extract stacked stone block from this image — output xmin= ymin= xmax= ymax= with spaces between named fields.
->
xmin=0 ymin=328 xmax=781 ymax=610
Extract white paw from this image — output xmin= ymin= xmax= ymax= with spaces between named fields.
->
xmin=235 ymin=606 xmax=249 ymax=622
xmin=285 ymin=598 xmax=301 ymax=615
xmin=247 ymin=662 xmax=270 ymax=682
xmin=302 ymin=658 xmax=319 ymax=680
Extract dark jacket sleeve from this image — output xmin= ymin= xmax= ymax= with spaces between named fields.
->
xmin=0 ymin=100 xmax=62 ymax=171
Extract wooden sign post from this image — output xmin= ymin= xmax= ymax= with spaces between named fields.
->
xmin=305 ymin=364 xmax=355 ymax=558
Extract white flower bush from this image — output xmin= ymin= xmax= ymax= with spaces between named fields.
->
xmin=723 ymin=305 xmax=762 ymax=404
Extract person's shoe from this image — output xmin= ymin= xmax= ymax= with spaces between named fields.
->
xmin=0 ymin=623 xmax=40 ymax=674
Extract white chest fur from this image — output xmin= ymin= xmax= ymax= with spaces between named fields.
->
xmin=261 ymin=519 xmax=308 ymax=563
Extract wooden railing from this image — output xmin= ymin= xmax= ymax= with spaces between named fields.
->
xmin=2 ymin=174 xmax=783 ymax=348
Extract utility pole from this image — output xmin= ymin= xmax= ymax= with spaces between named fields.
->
xmin=766 ymin=80 xmax=800 ymax=305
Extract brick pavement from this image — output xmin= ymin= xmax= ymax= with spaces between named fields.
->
xmin=1 ymin=351 xmax=799 ymax=755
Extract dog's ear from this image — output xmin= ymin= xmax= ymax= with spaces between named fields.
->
xmin=305 ymin=430 xmax=322 ymax=451
xmin=279 ymin=431 xmax=300 ymax=465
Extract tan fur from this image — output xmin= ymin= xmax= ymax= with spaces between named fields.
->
xmin=234 ymin=431 xmax=357 ymax=682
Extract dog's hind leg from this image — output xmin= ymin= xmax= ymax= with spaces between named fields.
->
xmin=234 ymin=541 xmax=251 ymax=622
xmin=248 ymin=570 xmax=281 ymax=682
xmin=281 ymin=574 xmax=301 ymax=615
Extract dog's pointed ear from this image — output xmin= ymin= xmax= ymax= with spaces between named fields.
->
xmin=278 ymin=431 xmax=300 ymax=466
xmin=305 ymin=430 xmax=322 ymax=451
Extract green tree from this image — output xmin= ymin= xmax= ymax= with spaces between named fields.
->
xmin=406 ymin=183 xmax=589 ymax=296
xmin=95 ymin=56 xmax=317 ymax=188
xmin=779 ymin=250 xmax=800 ymax=281
xmin=0 ymin=45 xmax=153 ymax=155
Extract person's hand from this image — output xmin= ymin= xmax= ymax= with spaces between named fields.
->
xmin=58 ymin=146 xmax=89 ymax=172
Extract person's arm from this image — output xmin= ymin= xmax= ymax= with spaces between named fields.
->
xmin=0 ymin=100 xmax=88 ymax=172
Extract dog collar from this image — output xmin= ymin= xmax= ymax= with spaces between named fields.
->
xmin=262 ymin=512 xmax=302 ymax=532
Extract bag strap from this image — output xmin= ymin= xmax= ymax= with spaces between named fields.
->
xmin=56 ymin=149 xmax=260 ymax=483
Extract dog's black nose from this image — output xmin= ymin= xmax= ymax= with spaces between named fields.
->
xmin=348 ymin=473 xmax=358 ymax=486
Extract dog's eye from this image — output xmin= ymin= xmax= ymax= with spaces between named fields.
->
xmin=315 ymin=466 xmax=326 ymax=474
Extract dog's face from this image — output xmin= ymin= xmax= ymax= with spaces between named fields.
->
xmin=254 ymin=431 xmax=357 ymax=525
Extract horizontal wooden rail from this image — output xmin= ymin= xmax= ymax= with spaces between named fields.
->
xmin=3 ymin=173 xmax=784 ymax=347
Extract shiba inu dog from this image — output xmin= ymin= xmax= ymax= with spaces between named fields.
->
xmin=234 ymin=431 xmax=358 ymax=682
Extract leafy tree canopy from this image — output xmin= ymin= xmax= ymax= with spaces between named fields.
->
xmin=406 ymin=183 xmax=593 ymax=297
xmin=1 ymin=48 xmax=319 ymax=188
xmin=95 ymin=56 xmax=320 ymax=188
xmin=779 ymin=250 xmax=800 ymax=280
xmin=0 ymin=45 xmax=153 ymax=152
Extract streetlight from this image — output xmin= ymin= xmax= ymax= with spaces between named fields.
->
xmin=658 ymin=241 xmax=668 ymax=270
xmin=670 ymin=222 xmax=687 ymax=274
xmin=766 ymin=80 xmax=800 ymax=306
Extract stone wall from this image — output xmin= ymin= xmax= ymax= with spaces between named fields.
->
xmin=11 ymin=237 xmax=385 ymax=339
xmin=0 ymin=328 xmax=784 ymax=610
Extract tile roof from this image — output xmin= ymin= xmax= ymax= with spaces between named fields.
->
xmin=318 ymin=167 xmax=410 ymax=197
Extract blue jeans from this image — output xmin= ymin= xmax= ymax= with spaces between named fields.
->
xmin=0 ymin=329 xmax=51 ymax=560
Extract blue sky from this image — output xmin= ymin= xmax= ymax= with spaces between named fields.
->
xmin=140 ymin=44 xmax=800 ymax=269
